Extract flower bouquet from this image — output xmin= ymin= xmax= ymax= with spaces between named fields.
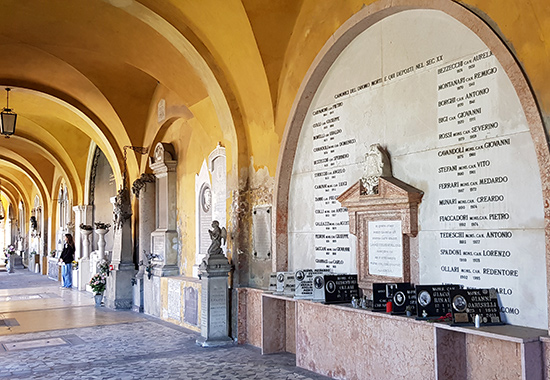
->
xmin=4 ymin=244 xmax=15 ymax=258
xmin=89 ymin=272 xmax=107 ymax=295
xmin=72 ymin=260 xmax=79 ymax=270
xmin=97 ymin=259 xmax=110 ymax=275
xmin=79 ymin=223 xmax=93 ymax=231
xmin=94 ymin=222 xmax=111 ymax=230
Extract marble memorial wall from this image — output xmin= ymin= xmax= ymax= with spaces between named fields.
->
xmin=288 ymin=10 xmax=547 ymax=328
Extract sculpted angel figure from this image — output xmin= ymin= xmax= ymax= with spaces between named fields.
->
xmin=361 ymin=143 xmax=392 ymax=195
xmin=207 ymin=220 xmax=227 ymax=255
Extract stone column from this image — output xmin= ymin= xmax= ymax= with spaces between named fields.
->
xmin=78 ymin=228 xmax=93 ymax=291
xmin=73 ymin=205 xmax=93 ymax=291
xmin=131 ymin=173 xmax=156 ymax=313
xmin=149 ymin=143 xmax=179 ymax=276
xmin=104 ymin=185 xmax=135 ymax=309
xmin=196 ymin=250 xmax=233 ymax=347
xmin=73 ymin=205 xmax=93 ymax=259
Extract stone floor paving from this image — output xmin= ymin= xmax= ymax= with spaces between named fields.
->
xmin=0 ymin=265 xmax=332 ymax=379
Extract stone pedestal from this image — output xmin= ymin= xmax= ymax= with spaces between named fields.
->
xmin=28 ymin=254 xmax=39 ymax=272
xmin=73 ymin=205 xmax=93 ymax=259
xmin=95 ymin=228 xmax=109 ymax=260
xmin=132 ymin=277 xmax=144 ymax=313
xmin=78 ymin=257 xmax=90 ymax=291
xmin=47 ymin=257 xmax=60 ymax=280
xmin=104 ymin=187 xmax=136 ymax=309
xmin=6 ymin=255 xmax=15 ymax=273
xmin=12 ymin=253 xmax=24 ymax=269
xmin=149 ymin=143 xmax=179 ymax=277
xmin=132 ymin=173 xmax=156 ymax=313
xmin=151 ymin=230 xmax=179 ymax=276
xmin=196 ymin=253 xmax=233 ymax=347
xmin=105 ymin=262 xmax=135 ymax=309
xmin=81 ymin=229 xmax=93 ymax=259
xmin=144 ymin=275 xmax=161 ymax=317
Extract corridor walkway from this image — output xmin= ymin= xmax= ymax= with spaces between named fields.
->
xmin=0 ymin=266 xmax=331 ymax=380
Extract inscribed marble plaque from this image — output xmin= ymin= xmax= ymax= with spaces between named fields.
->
xmin=152 ymin=235 xmax=164 ymax=259
xmin=252 ymin=206 xmax=271 ymax=259
xmin=288 ymin=9 xmax=546 ymax=329
xmin=368 ymin=221 xmax=403 ymax=277
xmin=200 ymin=281 xmax=208 ymax=336
xmin=167 ymin=280 xmax=181 ymax=321
xmin=207 ymin=279 xmax=228 ymax=337
xmin=184 ymin=287 xmax=198 ymax=326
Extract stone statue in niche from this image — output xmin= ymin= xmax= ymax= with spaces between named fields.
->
xmin=361 ymin=143 xmax=392 ymax=195
xmin=207 ymin=220 xmax=226 ymax=256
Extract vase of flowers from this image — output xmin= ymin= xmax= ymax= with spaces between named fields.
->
xmin=4 ymin=244 xmax=15 ymax=273
xmin=90 ymin=272 xmax=107 ymax=307
xmin=4 ymin=245 xmax=16 ymax=273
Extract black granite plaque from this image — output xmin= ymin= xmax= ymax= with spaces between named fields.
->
xmin=449 ymin=288 xmax=503 ymax=326
xmin=390 ymin=283 xmax=416 ymax=315
xmin=416 ymin=284 xmax=461 ymax=319
xmin=323 ymin=274 xmax=359 ymax=304
xmin=372 ymin=282 xmax=405 ymax=311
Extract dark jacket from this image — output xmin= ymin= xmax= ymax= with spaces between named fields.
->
xmin=60 ymin=243 xmax=75 ymax=264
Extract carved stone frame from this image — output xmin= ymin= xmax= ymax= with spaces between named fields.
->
xmin=338 ymin=177 xmax=423 ymax=295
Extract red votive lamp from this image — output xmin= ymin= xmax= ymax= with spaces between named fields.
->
xmin=386 ymin=301 xmax=393 ymax=313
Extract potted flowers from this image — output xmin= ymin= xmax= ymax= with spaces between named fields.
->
xmin=89 ymin=272 xmax=107 ymax=306
xmin=4 ymin=245 xmax=15 ymax=273
xmin=94 ymin=222 xmax=111 ymax=230
xmin=79 ymin=223 xmax=93 ymax=231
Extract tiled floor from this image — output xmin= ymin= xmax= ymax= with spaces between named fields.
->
xmin=0 ymin=264 xmax=331 ymax=379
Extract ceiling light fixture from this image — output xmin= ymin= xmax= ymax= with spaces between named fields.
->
xmin=0 ymin=88 xmax=16 ymax=138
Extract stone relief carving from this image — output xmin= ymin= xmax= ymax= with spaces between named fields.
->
xmin=361 ymin=143 xmax=392 ymax=195
xmin=154 ymin=143 xmax=165 ymax=162
xmin=201 ymin=186 xmax=212 ymax=213
xmin=131 ymin=173 xmax=156 ymax=198
xmin=89 ymin=147 xmax=101 ymax=205
xmin=113 ymin=187 xmax=132 ymax=230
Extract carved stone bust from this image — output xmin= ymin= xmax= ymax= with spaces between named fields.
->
xmin=361 ymin=143 xmax=392 ymax=195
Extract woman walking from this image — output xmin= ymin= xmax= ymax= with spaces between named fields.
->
xmin=59 ymin=234 xmax=75 ymax=288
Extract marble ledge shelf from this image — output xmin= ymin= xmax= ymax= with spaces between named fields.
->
xmin=434 ymin=321 xmax=548 ymax=343
xmin=261 ymin=292 xmax=549 ymax=342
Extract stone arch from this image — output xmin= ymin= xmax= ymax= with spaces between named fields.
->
xmin=273 ymin=0 xmax=549 ymax=326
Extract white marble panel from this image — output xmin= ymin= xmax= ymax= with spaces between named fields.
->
xmin=167 ymin=279 xmax=181 ymax=321
xmin=288 ymin=9 xmax=547 ymax=329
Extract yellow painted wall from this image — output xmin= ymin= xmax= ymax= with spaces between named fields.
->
xmin=160 ymin=276 xmax=201 ymax=332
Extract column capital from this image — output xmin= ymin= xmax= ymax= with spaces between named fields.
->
xmin=73 ymin=204 xmax=93 ymax=213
